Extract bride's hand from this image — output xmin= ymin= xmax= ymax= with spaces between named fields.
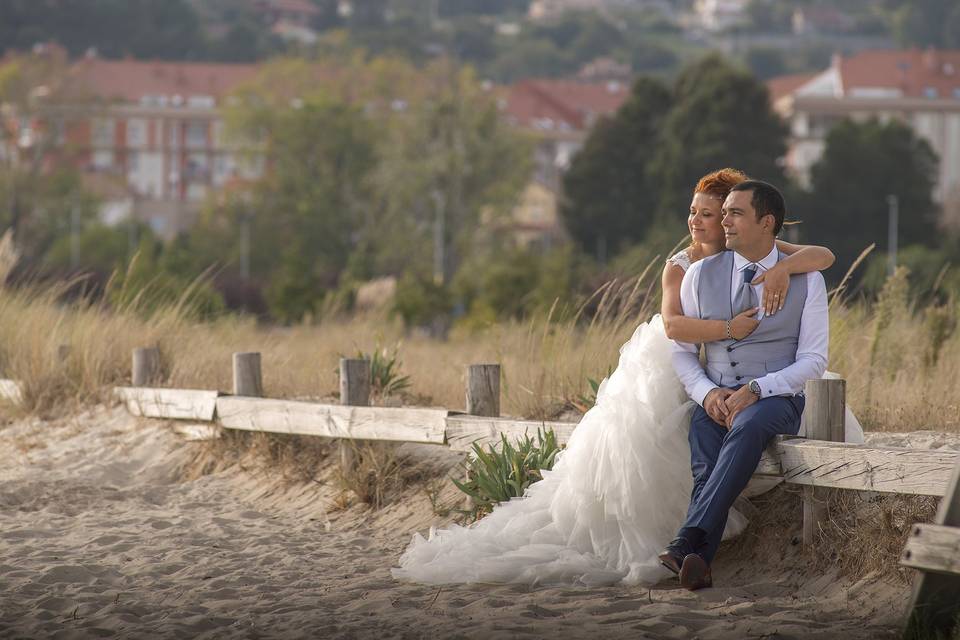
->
xmin=751 ymin=264 xmax=789 ymax=316
xmin=730 ymin=308 xmax=759 ymax=340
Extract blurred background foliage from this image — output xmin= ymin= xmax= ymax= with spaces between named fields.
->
xmin=0 ymin=1 xmax=958 ymax=331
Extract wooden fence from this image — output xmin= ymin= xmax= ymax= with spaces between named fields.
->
xmin=901 ymin=462 xmax=960 ymax=639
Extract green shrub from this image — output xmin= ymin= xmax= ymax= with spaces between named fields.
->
xmin=453 ymin=428 xmax=562 ymax=520
xmin=392 ymin=272 xmax=452 ymax=328
xmin=337 ymin=342 xmax=412 ymax=400
xmin=571 ymin=367 xmax=611 ymax=413
xmin=362 ymin=343 xmax=412 ymax=399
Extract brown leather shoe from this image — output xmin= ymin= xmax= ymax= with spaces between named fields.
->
xmin=679 ymin=553 xmax=712 ymax=590
xmin=657 ymin=549 xmax=683 ymax=575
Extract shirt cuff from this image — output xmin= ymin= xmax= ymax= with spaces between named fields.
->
xmin=692 ymin=381 xmax=719 ymax=407
xmin=752 ymin=376 xmax=776 ymax=398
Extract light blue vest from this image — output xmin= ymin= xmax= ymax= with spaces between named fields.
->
xmin=697 ymin=250 xmax=807 ymax=388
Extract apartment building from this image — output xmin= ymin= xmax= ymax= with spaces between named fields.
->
xmin=40 ymin=55 xmax=261 ymax=237
xmin=498 ymin=78 xmax=629 ymax=247
xmin=770 ymin=48 xmax=960 ymax=229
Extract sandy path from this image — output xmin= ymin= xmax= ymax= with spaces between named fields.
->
xmin=0 ymin=407 xmax=909 ymax=639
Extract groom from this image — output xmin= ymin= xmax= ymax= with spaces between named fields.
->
xmin=658 ymin=180 xmax=829 ymax=590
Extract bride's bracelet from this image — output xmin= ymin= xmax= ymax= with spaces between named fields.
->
xmin=725 ymin=320 xmax=733 ymax=340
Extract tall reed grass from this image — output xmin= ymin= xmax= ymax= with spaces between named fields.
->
xmin=0 ymin=249 xmax=957 ymax=432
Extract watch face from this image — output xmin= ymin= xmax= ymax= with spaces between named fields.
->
xmin=749 ymin=380 xmax=760 ymax=394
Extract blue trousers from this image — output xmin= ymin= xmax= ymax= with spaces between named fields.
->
xmin=680 ymin=392 xmax=804 ymax=564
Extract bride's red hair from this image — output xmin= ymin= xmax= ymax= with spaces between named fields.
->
xmin=694 ymin=168 xmax=749 ymax=200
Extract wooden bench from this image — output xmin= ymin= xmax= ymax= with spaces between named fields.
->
xmin=901 ymin=461 xmax=960 ymax=639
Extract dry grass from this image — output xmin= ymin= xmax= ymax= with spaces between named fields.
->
xmin=725 ymin=485 xmax=939 ymax=584
xmin=0 ymin=253 xmax=957 ymax=431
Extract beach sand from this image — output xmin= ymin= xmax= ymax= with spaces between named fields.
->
xmin=0 ymin=406 xmax=932 ymax=639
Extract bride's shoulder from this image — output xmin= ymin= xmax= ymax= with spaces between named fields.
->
xmin=666 ymin=248 xmax=692 ymax=272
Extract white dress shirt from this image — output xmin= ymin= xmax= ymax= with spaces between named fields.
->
xmin=671 ymin=245 xmax=829 ymax=406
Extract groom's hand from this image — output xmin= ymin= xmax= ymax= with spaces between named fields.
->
xmin=724 ymin=385 xmax=759 ymax=428
xmin=704 ymin=388 xmax=734 ymax=424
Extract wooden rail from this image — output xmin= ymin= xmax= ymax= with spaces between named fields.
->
xmin=109 ymin=386 xmax=960 ymax=499
xmin=13 ymin=350 xmax=960 ymax=502
xmin=115 ymin=387 xmax=220 ymax=421
xmin=0 ymin=378 xmax=23 ymax=405
xmin=902 ymin=462 xmax=960 ymax=638
xmin=216 ymin=396 xmax=448 ymax=444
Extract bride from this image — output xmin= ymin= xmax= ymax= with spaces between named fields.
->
xmin=392 ymin=168 xmax=862 ymax=587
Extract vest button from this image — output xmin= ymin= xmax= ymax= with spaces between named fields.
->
xmin=731 ymin=362 xmax=738 ymax=367
xmin=736 ymin=375 xmax=742 ymax=380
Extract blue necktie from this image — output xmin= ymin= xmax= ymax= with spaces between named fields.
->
xmin=734 ymin=265 xmax=758 ymax=314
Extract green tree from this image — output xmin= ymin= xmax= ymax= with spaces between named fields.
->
xmin=561 ymin=77 xmax=672 ymax=258
xmin=367 ymin=60 xmax=531 ymax=285
xmin=107 ymin=235 xmax=225 ymax=319
xmin=653 ymin=54 xmax=788 ymax=217
xmin=216 ymin=57 xmax=529 ymax=320
xmin=743 ymin=47 xmax=788 ymax=80
xmin=802 ymin=118 xmax=939 ymax=277
xmin=0 ymin=0 xmax=209 ymax=61
xmin=224 ymin=97 xmax=377 ymax=321
xmin=745 ymin=0 xmax=793 ymax=33
xmin=439 ymin=0 xmax=531 ymax=17
xmin=1 ymin=47 xmax=77 ymax=243
xmin=885 ymin=0 xmax=958 ymax=47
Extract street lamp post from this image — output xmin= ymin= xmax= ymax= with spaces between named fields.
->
xmin=240 ymin=206 xmax=251 ymax=283
xmin=431 ymin=189 xmax=446 ymax=285
xmin=887 ymin=194 xmax=899 ymax=276
xmin=70 ymin=199 xmax=80 ymax=270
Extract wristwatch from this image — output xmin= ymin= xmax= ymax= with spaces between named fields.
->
xmin=748 ymin=379 xmax=762 ymax=398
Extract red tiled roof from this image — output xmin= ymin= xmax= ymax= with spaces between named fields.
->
xmin=502 ymin=79 xmax=629 ymax=131
xmin=766 ymin=72 xmax=816 ymax=102
xmin=68 ymin=58 xmax=260 ymax=104
xmin=836 ymin=48 xmax=960 ymax=98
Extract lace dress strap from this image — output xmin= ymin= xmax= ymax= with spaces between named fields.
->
xmin=666 ymin=249 xmax=692 ymax=273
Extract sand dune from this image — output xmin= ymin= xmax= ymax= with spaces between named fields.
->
xmin=0 ymin=406 xmax=918 ymax=639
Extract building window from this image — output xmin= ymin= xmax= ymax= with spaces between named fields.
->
xmin=924 ymin=86 xmax=939 ymax=99
xmin=127 ymin=150 xmax=139 ymax=172
xmin=167 ymin=121 xmax=181 ymax=149
xmin=186 ymin=95 xmax=215 ymax=109
xmin=92 ymin=149 xmax=114 ymax=171
xmin=185 ymin=152 xmax=209 ymax=181
xmin=149 ymin=216 xmax=167 ymax=236
xmin=185 ymin=121 xmax=207 ymax=149
xmin=126 ymin=118 xmax=147 ymax=148
xmin=92 ymin=118 xmax=115 ymax=147
xmin=809 ymin=115 xmax=841 ymax=136
xmin=53 ymin=118 xmax=66 ymax=145
xmin=211 ymin=121 xmax=226 ymax=148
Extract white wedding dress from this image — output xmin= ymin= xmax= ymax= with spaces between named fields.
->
xmin=392 ymin=250 xmax=864 ymax=587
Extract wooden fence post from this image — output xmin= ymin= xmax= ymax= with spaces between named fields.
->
xmin=466 ymin=364 xmax=500 ymax=418
xmin=802 ymin=378 xmax=846 ymax=547
xmin=132 ymin=347 xmax=161 ymax=387
xmin=232 ymin=352 xmax=263 ymax=397
xmin=462 ymin=364 xmax=501 ymax=507
xmin=339 ymin=358 xmax=371 ymax=473
xmin=902 ymin=462 xmax=960 ymax=639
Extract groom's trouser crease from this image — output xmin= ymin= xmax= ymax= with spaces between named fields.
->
xmin=683 ymin=395 xmax=805 ymax=564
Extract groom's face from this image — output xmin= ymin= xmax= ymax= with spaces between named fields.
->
xmin=722 ymin=190 xmax=771 ymax=253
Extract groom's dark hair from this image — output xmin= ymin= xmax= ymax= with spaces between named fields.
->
xmin=730 ymin=180 xmax=785 ymax=235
